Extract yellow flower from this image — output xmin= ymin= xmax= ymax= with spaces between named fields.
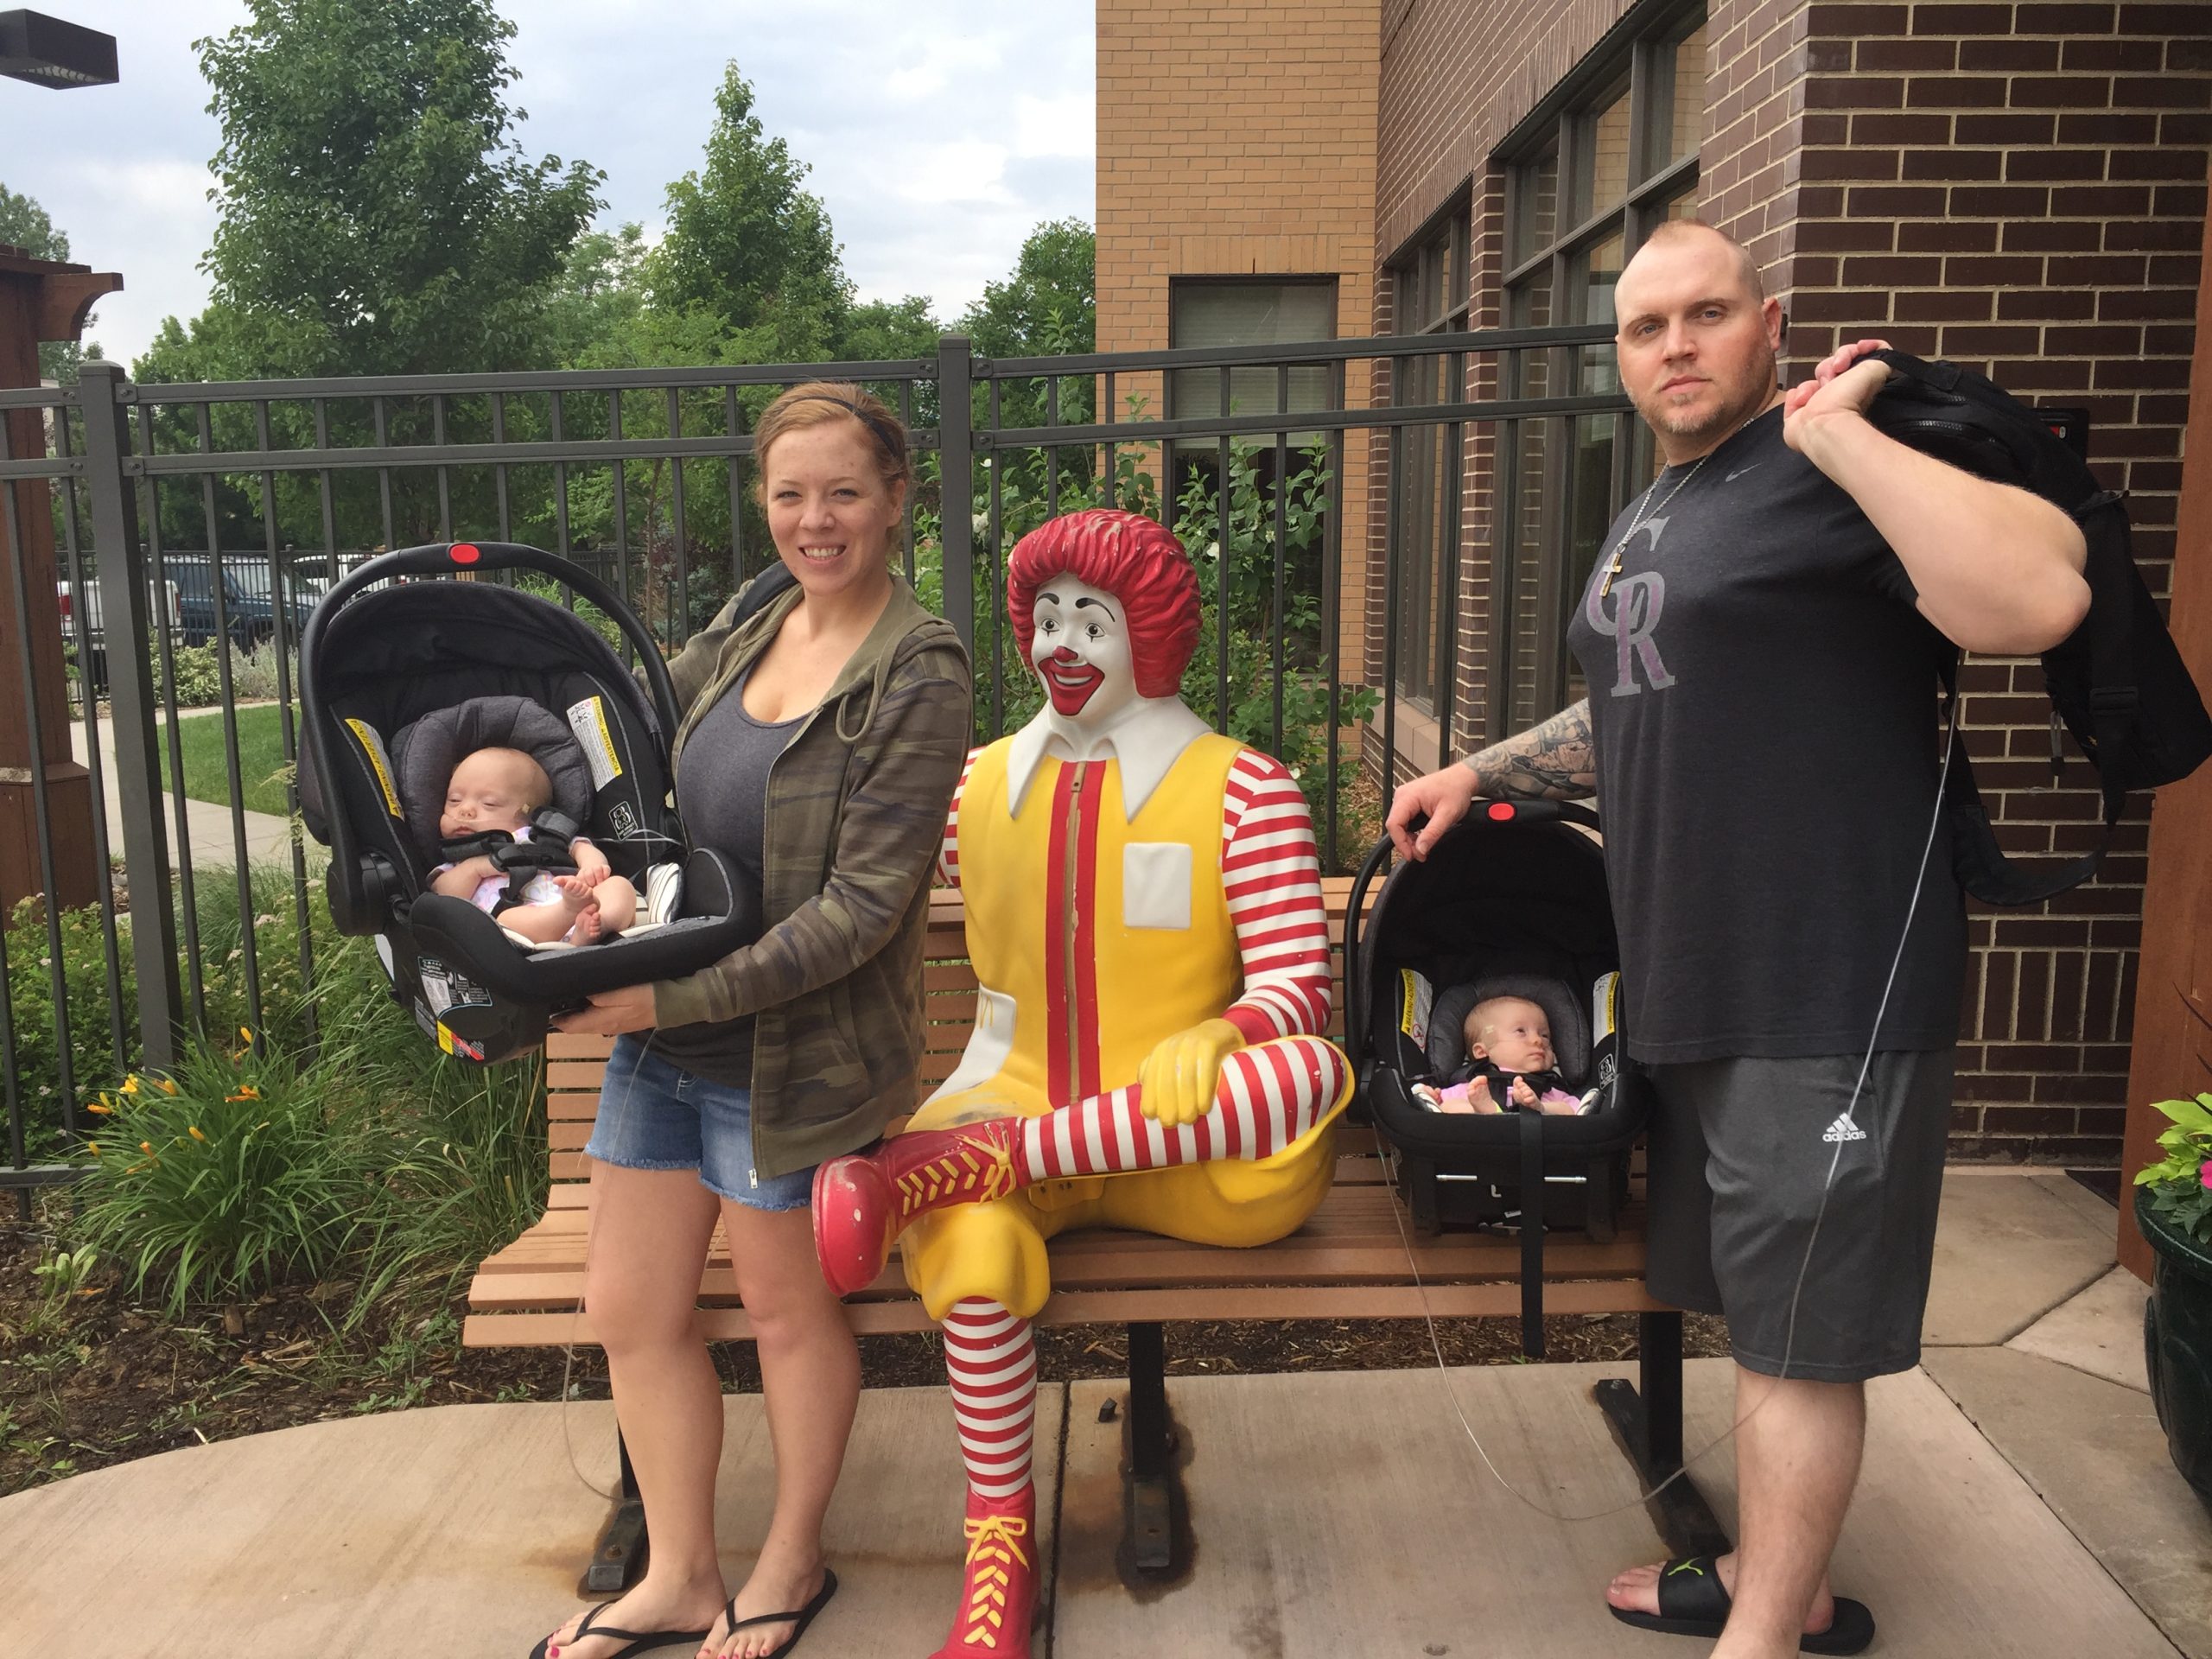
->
xmin=86 ymin=1141 xmax=99 ymax=1154
xmin=188 ymin=1125 xmax=207 ymax=1141
xmin=238 ymin=1026 xmax=253 ymax=1044
xmin=119 ymin=1077 xmax=138 ymax=1095
xmin=231 ymin=1085 xmax=261 ymax=1101
xmin=86 ymin=1101 xmax=114 ymax=1116
xmin=158 ymin=1078 xmax=177 ymax=1095
xmin=139 ymin=1141 xmax=152 ymax=1154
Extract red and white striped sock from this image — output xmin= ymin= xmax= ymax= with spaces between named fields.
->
xmin=1015 ymin=1037 xmax=1345 ymax=1182
xmin=943 ymin=1298 xmax=1036 ymax=1499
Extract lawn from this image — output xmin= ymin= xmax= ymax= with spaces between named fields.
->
xmin=156 ymin=703 xmax=296 ymax=818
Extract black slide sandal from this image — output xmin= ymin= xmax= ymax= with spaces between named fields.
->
xmin=714 ymin=1567 xmax=838 ymax=1659
xmin=527 ymin=1600 xmax=714 ymax=1659
xmin=1608 ymin=1555 xmax=1877 ymax=1656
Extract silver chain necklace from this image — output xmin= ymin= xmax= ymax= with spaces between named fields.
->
xmin=1599 ymin=453 xmax=1709 ymax=599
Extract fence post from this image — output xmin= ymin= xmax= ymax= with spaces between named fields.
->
xmin=77 ymin=362 xmax=181 ymax=1068
xmin=937 ymin=335 xmax=975 ymax=655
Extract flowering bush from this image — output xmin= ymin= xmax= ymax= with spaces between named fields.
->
xmin=2135 ymin=1091 xmax=2212 ymax=1249
xmin=71 ymin=1027 xmax=417 ymax=1313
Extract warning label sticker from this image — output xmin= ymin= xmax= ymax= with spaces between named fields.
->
xmin=346 ymin=719 xmax=405 ymax=817
xmin=416 ymin=954 xmax=493 ymax=1017
xmin=567 ymin=696 xmax=625 ymax=791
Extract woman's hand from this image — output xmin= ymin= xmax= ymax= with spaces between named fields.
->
xmin=551 ymin=982 xmax=657 ymax=1036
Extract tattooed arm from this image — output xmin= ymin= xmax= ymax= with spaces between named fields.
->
xmin=1384 ymin=699 xmax=1596 ymax=861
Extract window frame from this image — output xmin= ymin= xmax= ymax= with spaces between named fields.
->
xmin=1493 ymin=0 xmax=1706 ymax=724
xmin=1382 ymin=194 xmax=1473 ymax=721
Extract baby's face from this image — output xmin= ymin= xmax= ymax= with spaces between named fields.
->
xmin=440 ymin=750 xmax=540 ymax=841
xmin=1468 ymin=997 xmax=1554 ymax=1074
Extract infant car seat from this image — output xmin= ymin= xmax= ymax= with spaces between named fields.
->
xmin=1345 ymin=800 xmax=1649 ymax=1355
xmin=299 ymin=541 xmax=764 ymax=1064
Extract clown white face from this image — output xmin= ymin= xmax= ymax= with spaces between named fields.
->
xmin=1029 ymin=574 xmax=1141 ymax=727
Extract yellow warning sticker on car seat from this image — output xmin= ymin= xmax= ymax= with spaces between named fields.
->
xmin=566 ymin=696 xmax=624 ymax=791
xmin=345 ymin=718 xmax=404 ymax=817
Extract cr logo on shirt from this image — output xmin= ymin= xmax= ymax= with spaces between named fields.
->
xmin=1586 ymin=518 xmax=1675 ymax=696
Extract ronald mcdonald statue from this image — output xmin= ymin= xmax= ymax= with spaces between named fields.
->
xmin=811 ymin=507 xmax=1351 ymax=1659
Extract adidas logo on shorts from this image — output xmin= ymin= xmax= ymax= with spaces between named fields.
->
xmin=1823 ymin=1115 xmax=1869 ymax=1144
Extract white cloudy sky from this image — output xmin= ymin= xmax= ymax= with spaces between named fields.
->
xmin=0 ymin=1 xmax=1096 ymax=366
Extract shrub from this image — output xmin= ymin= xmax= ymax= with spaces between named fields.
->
xmin=156 ymin=643 xmax=226 ymax=708
xmin=225 ymin=639 xmax=294 ymax=703
xmin=71 ymin=1030 xmax=410 ymax=1313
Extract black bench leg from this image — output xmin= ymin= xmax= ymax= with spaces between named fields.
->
xmin=1123 ymin=1320 xmax=1180 ymax=1579
xmin=584 ymin=1424 xmax=649 ymax=1593
xmin=1592 ymin=1310 xmax=1732 ymax=1560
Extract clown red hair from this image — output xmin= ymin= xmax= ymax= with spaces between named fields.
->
xmin=1007 ymin=510 xmax=1201 ymax=698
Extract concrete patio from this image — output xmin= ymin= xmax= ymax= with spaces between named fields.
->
xmin=6 ymin=1167 xmax=2207 ymax=1657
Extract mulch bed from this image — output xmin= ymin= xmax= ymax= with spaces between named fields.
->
xmin=0 ymin=1224 xmax=1729 ymax=1497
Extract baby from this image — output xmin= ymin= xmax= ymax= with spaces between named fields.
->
xmin=1414 ymin=994 xmax=1591 ymax=1116
xmin=429 ymin=747 xmax=638 ymax=945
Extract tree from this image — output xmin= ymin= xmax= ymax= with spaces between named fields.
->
xmin=194 ymin=0 xmax=602 ymax=378
xmin=650 ymin=66 xmax=854 ymax=363
xmin=0 ymin=184 xmax=98 ymax=381
xmin=957 ymin=219 xmax=1095 ymax=363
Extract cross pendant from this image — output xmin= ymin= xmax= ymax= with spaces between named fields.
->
xmin=1600 ymin=550 xmax=1623 ymax=599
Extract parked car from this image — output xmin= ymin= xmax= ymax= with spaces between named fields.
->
xmin=160 ymin=555 xmax=329 ymax=652
xmin=55 ymin=576 xmax=184 ymax=693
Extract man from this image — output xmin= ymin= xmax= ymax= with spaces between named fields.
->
xmin=813 ymin=508 xmax=1351 ymax=1659
xmin=1387 ymin=219 xmax=2088 ymax=1659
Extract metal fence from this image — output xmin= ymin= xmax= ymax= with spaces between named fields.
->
xmin=0 ymin=325 xmax=1630 ymax=1203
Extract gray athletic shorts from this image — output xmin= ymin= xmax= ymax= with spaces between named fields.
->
xmin=1643 ymin=1048 xmax=1957 ymax=1383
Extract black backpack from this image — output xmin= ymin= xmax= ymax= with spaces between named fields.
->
xmin=1864 ymin=349 xmax=2212 ymax=906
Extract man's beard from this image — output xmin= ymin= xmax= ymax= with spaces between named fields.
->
xmin=1635 ymin=346 xmax=1777 ymax=448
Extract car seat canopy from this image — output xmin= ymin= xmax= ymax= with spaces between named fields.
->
xmin=392 ymin=695 xmax=594 ymax=863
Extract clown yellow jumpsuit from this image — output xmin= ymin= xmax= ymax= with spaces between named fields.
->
xmin=902 ymin=729 xmax=1351 ymax=1315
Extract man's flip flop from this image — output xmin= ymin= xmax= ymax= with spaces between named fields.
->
xmin=526 ymin=1601 xmax=712 ymax=1659
xmin=1607 ymin=1555 xmax=1876 ymax=1656
xmin=713 ymin=1567 xmax=838 ymax=1659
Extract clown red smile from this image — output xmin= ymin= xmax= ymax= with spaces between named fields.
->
xmin=1027 ymin=578 xmax=1141 ymax=722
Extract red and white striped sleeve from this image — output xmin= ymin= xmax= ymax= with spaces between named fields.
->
xmin=937 ymin=747 xmax=981 ymax=889
xmin=1217 ymin=749 xmax=1333 ymax=1043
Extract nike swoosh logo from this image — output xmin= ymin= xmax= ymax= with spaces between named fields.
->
xmin=1725 ymin=464 xmax=1762 ymax=482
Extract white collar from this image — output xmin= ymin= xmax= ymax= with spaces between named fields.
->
xmin=1005 ymin=695 xmax=1212 ymax=820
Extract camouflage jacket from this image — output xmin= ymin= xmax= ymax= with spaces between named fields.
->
xmin=651 ymin=573 xmax=971 ymax=1178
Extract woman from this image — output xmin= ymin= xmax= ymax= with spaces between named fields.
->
xmin=534 ymin=383 xmax=971 ymax=1659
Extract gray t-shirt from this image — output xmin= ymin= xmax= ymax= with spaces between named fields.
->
xmin=650 ymin=667 xmax=804 ymax=1086
xmin=1562 ymin=405 xmax=1965 ymax=1064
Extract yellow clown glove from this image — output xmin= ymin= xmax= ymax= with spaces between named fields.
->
xmin=1136 ymin=1017 xmax=1245 ymax=1128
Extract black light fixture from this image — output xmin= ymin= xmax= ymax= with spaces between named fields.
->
xmin=0 ymin=10 xmax=118 ymax=90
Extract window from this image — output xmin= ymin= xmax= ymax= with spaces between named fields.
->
xmin=1168 ymin=279 xmax=1338 ymax=427
xmin=1386 ymin=206 xmax=1471 ymax=716
xmin=1497 ymin=7 xmax=1706 ymax=727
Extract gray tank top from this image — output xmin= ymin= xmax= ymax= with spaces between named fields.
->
xmin=650 ymin=666 xmax=804 ymax=1085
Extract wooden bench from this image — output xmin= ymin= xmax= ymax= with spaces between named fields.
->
xmin=466 ymin=880 xmax=1728 ymax=1591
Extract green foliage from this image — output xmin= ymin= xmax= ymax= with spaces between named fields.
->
xmin=157 ymin=704 xmax=295 ymax=817
xmin=194 ymin=0 xmax=602 ymax=379
xmin=72 ymin=1030 xmax=403 ymax=1314
xmin=29 ymin=1245 xmax=100 ymax=1306
xmin=959 ymin=219 xmax=1096 ymax=362
xmin=651 ymin=65 xmax=854 ymax=361
xmin=2136 ymin=1091 xmax=2212 ymax=1248
xmin=155 ymin=644 xmax=226 ymax=709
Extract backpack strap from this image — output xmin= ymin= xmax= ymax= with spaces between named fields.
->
xmin=1938 ymin=654 xmax=2116 ymax=907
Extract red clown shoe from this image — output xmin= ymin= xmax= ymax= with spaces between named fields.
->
xmin=811 ymin=1116 xmax=1024 ymax=1296
xmin=932 ymin=1484 xmax=1038 ymax=1658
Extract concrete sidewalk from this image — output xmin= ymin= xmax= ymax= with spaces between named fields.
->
xmin=68 ymin=704 xmax=308 ymax=874
xmin=5 ymin=1169 xmax=2208 ymax=1657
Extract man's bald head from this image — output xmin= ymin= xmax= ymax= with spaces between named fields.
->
xmin=1621 ymin=219 xmax=1765 ymax=308
xmin=1612 ymin=218 xmax=1784 ymax=463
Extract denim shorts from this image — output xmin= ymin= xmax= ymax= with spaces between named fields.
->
xmin=582 ymin=1034 xmax=816 ymax=1211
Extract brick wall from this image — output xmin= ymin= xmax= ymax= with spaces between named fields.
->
xmin=1697 ymin=0 xmax=2210 ymax=1160
xmin=1096 ymin=0 xmax=1384 ymax=676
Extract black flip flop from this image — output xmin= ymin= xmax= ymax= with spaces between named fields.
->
xmin=1607 ymin=1555 xmax=1876 ymax=1656
xmin=713 ymin=1567 xmax=838 ymax=1659
xmin=527 ymin=1600 xmax=713 ymax=1659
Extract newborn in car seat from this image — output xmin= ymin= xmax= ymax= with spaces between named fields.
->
xmin=429 ymin=746 xmax=639 ymax=945
xmin=1413 ymin=993 xmax=1595 ymax=1116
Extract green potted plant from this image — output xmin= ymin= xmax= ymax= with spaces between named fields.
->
xmin=2134 ymin=1090 xmax=2212 ymax=1515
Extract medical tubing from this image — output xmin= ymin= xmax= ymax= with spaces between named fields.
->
xmin=1389 ymin=698 xmax=1961 ymax=1524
